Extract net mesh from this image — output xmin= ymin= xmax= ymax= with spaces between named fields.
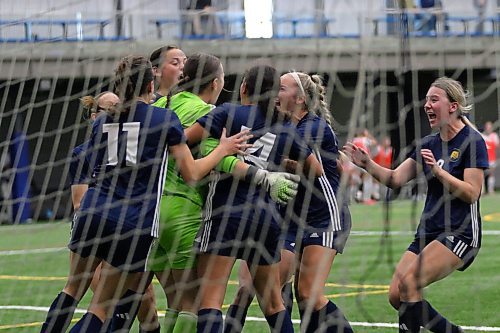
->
xmin=1 ymin=0 xmax=500 ymax=332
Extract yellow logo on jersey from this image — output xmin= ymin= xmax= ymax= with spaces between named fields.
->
xmin=450 ymin=149 xmax=460 ymax=162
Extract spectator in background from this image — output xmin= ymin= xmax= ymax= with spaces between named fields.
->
xmin=415 ymin=0 xmax=441 ymax=34
xmin=185 ymin=0 xmax=222 ymax=37
xmin=401 ymin=0 xmax=416 ymax=10
xmin=342 ymin=157 xmax=362 ymax=204
xmin=372 ymin=136 xmax=394 ymax=200
xmin=352 ymin=128 xmax=377 ymax=204
xmin=482 ymin=121 xmax=499 ymax=194
xmin=474 ymin=0 xmax=488 ymax=34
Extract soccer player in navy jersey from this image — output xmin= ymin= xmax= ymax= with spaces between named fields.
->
xmin=185 ymin=64 xmax=323 ymax=333
xmin=221 ymin=71 xmax=354 ymax=333
xmin=69 ymin=92 xmax=118 ymax=211
xmin=345 ymin=77 xmax=488 ymax=333
xmin=40 ymin=55 xmax=251 ymax=333
xmin=277 ymin=72 xmax=353 ymax=333
xmin=149 ymin=45 xmax=187 ymax=103
xmin=70 ymin=92 xmax=161 ymax=333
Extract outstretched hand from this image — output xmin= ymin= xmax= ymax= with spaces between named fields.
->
xmin=343 ymin=142 xmax=371 ymax=169
xmin=218 ymin=128 xmax=253 ymax=156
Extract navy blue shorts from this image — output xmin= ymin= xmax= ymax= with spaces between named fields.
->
xmin=69 ymin=213 xmax=154 ymax=272
xmin=195 ymin=217 xmax=281 ymax=266
xmin=281 ymin=231 xmax=297 ymax=253
xmin=295 ymin=205 xmax=352 ymax=254
xmin=407 ymin=233 xmax=480 ymax=271
xmin=279 ymin=221 xmax=298 ymax=254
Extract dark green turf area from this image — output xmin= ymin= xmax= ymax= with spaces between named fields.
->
xmin=1 ymin=194 xmax=500 ymax=332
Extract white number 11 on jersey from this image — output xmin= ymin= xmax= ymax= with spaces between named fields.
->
xmin=102 ymin=122 xmax=140 ymax=166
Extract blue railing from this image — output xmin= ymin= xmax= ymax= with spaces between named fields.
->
xmin=151 ymin=11 xmax=246 ymax=40
xmin=372 ymin=12 xmax=500 ymax=37
xmin=1 ymin=11 xmax=498 ymax=42
xmin=0 ymin=18 xmax=130 ymax=42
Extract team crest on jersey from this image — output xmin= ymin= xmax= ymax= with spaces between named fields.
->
xmin=450 ymin=149 xmax=460 ymax=162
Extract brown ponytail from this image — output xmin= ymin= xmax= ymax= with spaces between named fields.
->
xmin=113 ymin=55 xmax=154 ymax=108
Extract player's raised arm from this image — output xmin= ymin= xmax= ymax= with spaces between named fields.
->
xmin=343 ymin=142 xmax=417 ymax=189
xmin=170 ymin=128 xmax=251 ymax=184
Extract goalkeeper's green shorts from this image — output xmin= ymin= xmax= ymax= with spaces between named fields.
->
xmin=148 ymin=195 xmax=202 ymax=271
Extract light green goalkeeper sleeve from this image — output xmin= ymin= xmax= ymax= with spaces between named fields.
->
xmin=200 ymin=137 xmax=239 ymax=173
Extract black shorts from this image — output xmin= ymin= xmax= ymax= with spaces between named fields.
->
xmin=407 ymin=233 xmax=480 ymax=271
xmin=69 ymin=213 xmax=154 ymax=272
xmin=281 ymin=231 xmax=297 ymax=254
xmin=296 ymin=205 xmax=352 ymax=254
xmin=195 ymin=217 xmax=281 ymax=266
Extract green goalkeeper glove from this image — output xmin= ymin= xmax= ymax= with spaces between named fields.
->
xmin=246 ymin=166 xmax=300 ymax=205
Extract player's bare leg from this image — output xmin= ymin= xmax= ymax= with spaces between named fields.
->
xmin=389 ymin=251 xmax=418 ymax=310
xmin=296 ymin=245 xmax=352 ymax=332
xmin=197 ymin=253 xmax=235 ymax=332
xmin=397 ymin=241 xmax=464 ymax=333
xmin=251 ymin=262 xmax=294 ymax=332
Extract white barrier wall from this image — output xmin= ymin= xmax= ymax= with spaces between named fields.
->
xmin=0 ymin=0 xmax=498 ymax=40
xmin=324 ymin=0 xmax=386 ymax=36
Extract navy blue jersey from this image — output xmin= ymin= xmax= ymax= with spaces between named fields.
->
xmin=289 ymin=113 xmax=342 ymax=231
xmin=79 ymin=102 xmax=185 ymax=237
xmin=197 ymin=103 xmax=311 ymax=226
xmin=410 ymin=125 xmax=488 ymax=247
xmin=69 ymin=141 xmax=94 ymax=186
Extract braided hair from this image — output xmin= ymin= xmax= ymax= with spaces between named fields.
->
xmin=113 ymin=55 xmax=154 ymax=109
xmin=292 ymin=72 xmax=333 ymax=126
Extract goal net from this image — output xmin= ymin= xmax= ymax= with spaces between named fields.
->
xmin=1 ymin=0 xmax=499 ymax=332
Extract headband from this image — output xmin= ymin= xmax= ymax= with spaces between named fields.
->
xmin=289 ymin=72 xmax=306 ymax=97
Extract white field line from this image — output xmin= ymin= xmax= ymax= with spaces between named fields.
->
xmin=1 ymin=230 xmax=500 ymax=256
xmin=0 ymin=305 xmax=86 ymax=314
xmin=1 ymin=306 xmax=500 ymax=332
xmin=0 ymin=247 xmax=66 ymax=256
xmin=350 ymin=230 xmax=500 ymax=236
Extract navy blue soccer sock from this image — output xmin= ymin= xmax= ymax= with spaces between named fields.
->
xmin=265 ymin=310 xmax=294 ymax=333
xmin=282 ymin=282 xmax=294 ymax=318
xmin=107 ymin=289 xmax=142 ymax=332
xmin=420 ymin=300 xmax=462 ymax=333
xmin=40 ymin=291 xmax=78 ymax=333
xmin=197 ymin=308 xmax=223 ymax=333
xmin=303 ymin=301 xmax=353 ymax=333
xmin=223 ymin=304 xmax=249 ymax=333
xmin=399 ymin=301 xmax=422 ymax=333
xmin=69 ymin=312 xmax=103 ymax=332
